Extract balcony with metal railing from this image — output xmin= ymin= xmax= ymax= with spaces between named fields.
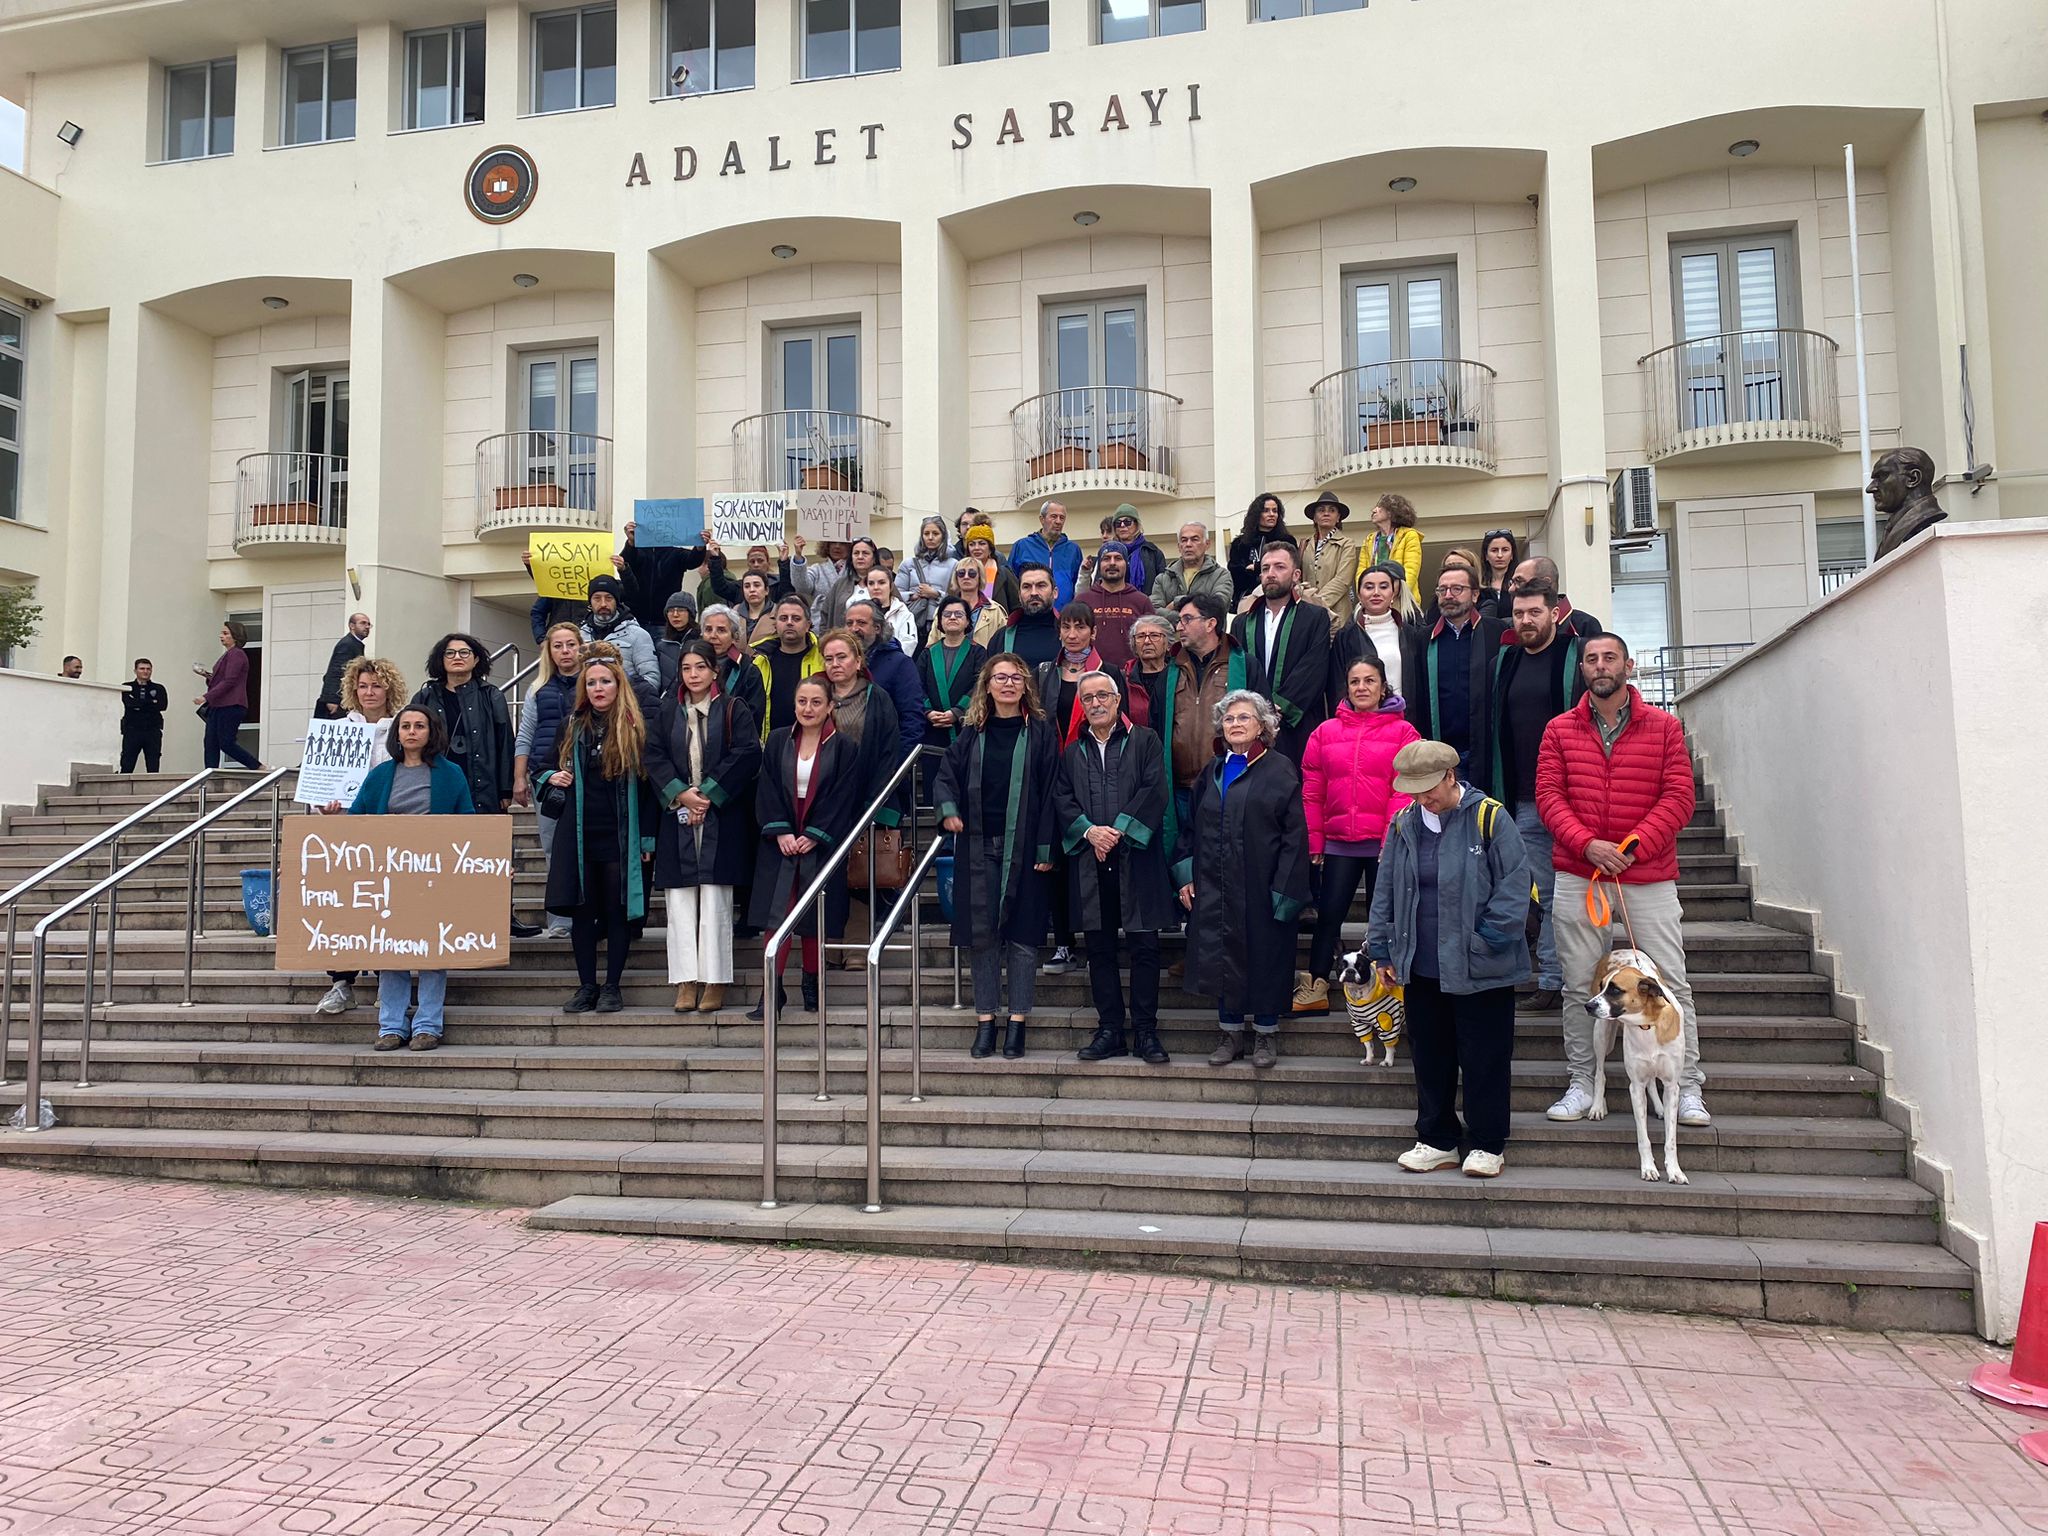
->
xmin=1639 ymin=328 xmax=1841 ymax=462
xmin=234 ymin=453 xmax=348 ymax=554
xmin=1011 ymin=386 xmax=1180 ymax=504
xmin=732 ymin=410 xmax=889 ymax=506
xmin=1311 ymin=358 xmax=1497 ymax=485
xmin=475 ymin=431 xmax=613 ymax=539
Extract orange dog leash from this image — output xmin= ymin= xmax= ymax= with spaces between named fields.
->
xmin=1584 ymin=833 xmax=1642 ymax=949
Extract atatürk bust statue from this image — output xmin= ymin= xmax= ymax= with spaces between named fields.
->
xmin=1869 ymin=447 xmax=1946 ymax=561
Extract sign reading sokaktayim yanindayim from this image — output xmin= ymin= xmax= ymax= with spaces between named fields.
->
xmin=295 ymin=718 xmax=383 ymax=808
xmin=273 ymin=814 xmax=513 ymax=972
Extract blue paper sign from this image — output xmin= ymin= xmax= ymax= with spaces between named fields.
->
xmin=633 ymin=498 xmax=706 ymax=549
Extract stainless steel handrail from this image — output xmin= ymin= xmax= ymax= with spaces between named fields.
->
xmin=499 ymin=651 xmax=544 ymax=729
xmin=16 ymin=766 xmax=294 ymax=1126
xmin=1 ymin=767 xmax=217 ymax=1086
xmin=859 ymin=834 xmax=948 ymax=1212
xmin=759 ymin=742 xmax=922 ymax=1209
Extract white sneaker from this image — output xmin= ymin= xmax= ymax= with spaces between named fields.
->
xmin=1045 ymin=946 xmax=1076 ymax=974
xmin=314 ymin=981 xmax=354 ymax=1016
xmin=1677 ymin=1091 xmax=1712 ymax=1127
xmin=1546 ymin=1084 xmax=1594 ymax=1121
xmin=1397 ymin=1142 xmax=1460 ymax=1173
xmin=1462 ymin=1150 xmax=1505 ymax=1179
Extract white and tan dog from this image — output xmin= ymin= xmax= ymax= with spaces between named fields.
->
xmin=1585 ymin=947 xmax=1688 ymax=1185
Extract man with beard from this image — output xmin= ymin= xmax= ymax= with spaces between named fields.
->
xmin=1407 ymin=561 xmax=1505 ymax=790
xmin=1228 ymin=541 xmax=1329 ymax=763
xmin=1076 ymin=541 xmax=1155 ymax=671
xmin=579 ymin=574 xmax=660 ymax=700
xmin=1537 ymin=632 xmax=1708 ymax=1130
xmin=993 ymin=563 xmax=1061 ymax=668
xmin=749 ymin=594 xmax=824 ymax=735
xmin=844 ymin=597 xmax=928 ymax=765
xmin=1009 ymin=501 xmax=1085 ymax=607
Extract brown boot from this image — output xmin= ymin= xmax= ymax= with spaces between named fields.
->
xmin=673 ymin=982 xmax=699 ymax=1013
xmin=695 ymin=983 xmax=725 ymax=1014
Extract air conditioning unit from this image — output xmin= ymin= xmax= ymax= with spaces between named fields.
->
xmin=1610 ymin=466 xmax=1658 ymax=538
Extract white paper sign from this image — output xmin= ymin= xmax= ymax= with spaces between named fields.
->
xmin=793 ymin=488 xmax=872 ymax=544
xmin=711 ymin=492 xmax=787 ymax=548
xmin=296 ymin=717 xmax=384 ymax=807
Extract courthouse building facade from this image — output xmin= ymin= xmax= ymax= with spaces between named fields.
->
xmin=0 ymin=0 xmax=2043 ymax=761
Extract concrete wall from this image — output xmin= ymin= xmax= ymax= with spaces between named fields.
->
xmin=1681 ymin=520 xmax=2048 ymax=1340
xmin=0 ymin=672 xmax=120 ymax=808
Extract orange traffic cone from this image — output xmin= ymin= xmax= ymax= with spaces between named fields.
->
xmin=1971 ymin=1222 xmax=2048 ymax=1415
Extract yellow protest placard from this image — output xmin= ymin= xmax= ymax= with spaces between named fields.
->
xmin=528 ymin=530 xmax=615 ymax=600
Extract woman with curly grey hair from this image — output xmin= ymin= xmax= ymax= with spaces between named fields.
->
xmin=1173 ymin=688 xmax=1313 ymax=1069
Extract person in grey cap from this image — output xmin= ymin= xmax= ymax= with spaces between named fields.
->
xmin=655 ymin=590 xmax=700 ymax=697
xmin=1367 ymin=738 xmax=1531 ymax=1179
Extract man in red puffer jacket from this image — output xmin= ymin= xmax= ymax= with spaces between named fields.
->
xmin=1534 ymin=633 xmax=1708 ymax=1128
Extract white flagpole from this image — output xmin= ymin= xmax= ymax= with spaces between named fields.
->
xmin=1845 ymin=143 xmax=1877 ymax=565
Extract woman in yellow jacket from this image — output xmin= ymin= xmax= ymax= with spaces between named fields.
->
xmin=1359 ymin=492 xmax=1423 ymax=593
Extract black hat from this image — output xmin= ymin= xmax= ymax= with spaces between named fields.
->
xmin=1306 ymin=491 xmax=1351 ymax=523
xmin=585 ymin=574 xmax=625 ymax=602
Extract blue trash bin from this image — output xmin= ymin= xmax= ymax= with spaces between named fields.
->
xmin=239 ymin=869 xmax=274 ymax=937
xmin=935 ymin=853 xmax=954 ymax=923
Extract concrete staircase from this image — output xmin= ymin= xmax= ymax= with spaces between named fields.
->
xmin=0 ymin=765 xmax=1975 ymax=1331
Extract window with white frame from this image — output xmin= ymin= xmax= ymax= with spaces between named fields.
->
xmin=1340 ymin=262 xmax=1457 ymax=441
xmin=768 ymin=326 xmax=864 ymax=492
xmin=164 ymin=58 xmax=235 ymax=160
xmin=801 ymin=0 xmax=900 ymax=80
xmin=1250 ymin=0 xmax=1360 ymax=17
xmin=519 ymin=350 xmax=603 ymax=510
xmin=0 ymin=304 xmax=22 ymax=522
xmin=665 ymin=0 xmax=756 ymax=94
xmin=1098 ymin=0 xmax=1202 ymax=44
xmin=533 ymin=5 xmax=617 ymax=112
xmin=1040 ymin=297 xmax=1154 ymax=470
xmin=281 ymin=41 xmax=356 ymax=144
xmin=952 ymin=0 xmax=1049 ymax=62
xmin=405 ymin=24 xmax=486 ymax=129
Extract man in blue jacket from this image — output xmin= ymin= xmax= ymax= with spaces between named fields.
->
xmin=845 ymin=598 xmax=927 ymax=764
xmin=1008 ymin=500 xmax=1085 ymax=608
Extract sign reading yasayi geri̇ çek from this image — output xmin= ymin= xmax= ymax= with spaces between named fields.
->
xmin=274 ymin=815 xmax=513 ymax=973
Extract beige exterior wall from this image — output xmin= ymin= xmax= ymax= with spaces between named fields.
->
xmin=0 ymin=0 xmax=2039 ymax=704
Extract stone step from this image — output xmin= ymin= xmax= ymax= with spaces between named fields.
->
xmin=0 ymin=1119 xmax=1935 ymax=1246
xmin=526 ymin=1195 xmax=1974 ymax=1332
xmin=0 ymin=1048 xmax=1884 ymax=1118
xmin=14 ymin=1003 xmax=1856 ymax=1065
xmin=8 ymin=967 xmax=1837 ymax=1017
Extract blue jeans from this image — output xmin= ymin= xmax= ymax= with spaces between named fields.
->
xmin=202 ymin=705 xmax=259 ymax=769
xmin=1513 ymin=801 xmax=1559 ymax=990
xmin=1221 ymin=1009 xmax=1280 ymax=1036
xmin=378 ymin=970 xmax=447 ymax=1040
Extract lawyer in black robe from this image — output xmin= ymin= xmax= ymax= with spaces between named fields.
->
xmin=932 ymin=716 xmax=1061 ymax=955
xmin=1229 ymin=594 xmax=1331 ymax=762
xmin=747 ymin=724 xmax=864 ymax=941
xmin=645 ymin=686 xmax=762 ymax=891
xmin=1175 ymin=737 xmax=1313 ymax=1025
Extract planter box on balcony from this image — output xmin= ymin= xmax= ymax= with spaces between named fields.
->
xmin=1097 ymin=443 xmax=1151 ymax=472
xmin=1365 ymin=418 xmax=1443 ymax=451
xmin=247 ymin=502 xmax=320 ymax=527
xmin=800 ymin=465 xmax=854 ymax=491
xmin=495 ymin=484 xmax=569 ymax=511
xmin=1027 ymin=447 xmax=1090 ymax=480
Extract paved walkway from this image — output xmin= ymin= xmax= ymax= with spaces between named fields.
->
xmin=1 ymin=1169 xmax=2042 ymax=1536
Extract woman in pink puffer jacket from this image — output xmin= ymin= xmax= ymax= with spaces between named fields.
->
xmin=1294 ymin=654 xmax=1422 ymax=1013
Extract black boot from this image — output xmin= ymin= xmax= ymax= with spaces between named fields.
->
xmin=800 ymin=971 xmax=819 ymax=1013
xmin=745 ymin=979 xmax=789 ymax=1022
xmin=1002 ymin=1017 xmax=1026 ymax=1060
xmin=1076 ymin=1025 xmax=1127 ymax=1062
xmin=970 ymin=1018 xmax=998 ymax=1059
xmin=1134 ymin=1029 xmax=1171 ymax=1066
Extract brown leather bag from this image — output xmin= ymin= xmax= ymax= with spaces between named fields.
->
xmin=846 ymin=826 xmax=911 ymax=891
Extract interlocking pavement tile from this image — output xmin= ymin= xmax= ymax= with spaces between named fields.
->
xmin=981 ymin=1420 xmax=1174 ymax=1501
xmin=1345 ymin=1388 xmax=1517 ymax=1463
xmin=1156 ymin=1433 xmax=1344 ymax=1519
xmin=1520 ymin=1468 xmax=1729 ymax=1536
xmin=1346 ymin=1452 xmax=1536 ymax=1536
xmin=1016 ymin=1365 xmax=1184 ymax=1433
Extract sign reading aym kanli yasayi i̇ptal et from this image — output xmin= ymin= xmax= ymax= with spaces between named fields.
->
xmin=273 ymin=814 xmax=513 ymax=973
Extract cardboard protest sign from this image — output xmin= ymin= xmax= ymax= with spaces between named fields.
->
xmin=793 ymin=488 xmax=872 ymax=544
xmin=633 ymin=498 xmax=706 ymax=549
xmin=274 ymin=814 xmax=513 ymax=973
xmin=711 ymin=492 xmax=787 ymax=548
xmin=529 ymin=531 xmax=615 ymax=600
xmin=295 ymin=718 xmax=384 ymax=808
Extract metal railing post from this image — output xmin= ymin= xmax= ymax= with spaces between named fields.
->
xmin=814 ymin=886 xmax=830 ymax=1102
xmin=103 ymin=836 xmax=120 ymax=1004
xmin=78 ymin=902 xmax=98 ymax=1088
xmin=23 ymin=931 xmax=45 ymax=1126
xmin=909 ymin=878 xmax=924 ymax=1104
xmin=863 ymin=956 xmax=882 ymax=1213
xmin=192 ymin=782 xmax=208 ymax=938
xmin=761 ymin=938 xmax=779 ymax=1207
xmin=269 ymin=780 xmax=283 ymax=910
xmin=182 ymin=825 xmax=200 ymax=1007
xmin=1 ymin=907 xmax=16 ymax=1087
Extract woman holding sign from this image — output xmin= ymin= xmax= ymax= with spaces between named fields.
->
xmin=539 ymin=645 xmax=659 ymax=1015
xmin=748 ymin=675 xmax=862 ymax=1018
xmin=346 ymin=705 xmax=477 ymax=1051
xmin=312 ymin=655 xmax=410 ymax=1019
xmin=647 ymin=641 xmax=762 ymax=1014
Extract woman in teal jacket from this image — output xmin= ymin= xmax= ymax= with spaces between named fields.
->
xmin=347 ymin=705 xmax=476 ymax=1050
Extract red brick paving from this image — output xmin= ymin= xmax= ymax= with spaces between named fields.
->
xmin=0 ymin=1168 xmax=2042 ymax=1534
